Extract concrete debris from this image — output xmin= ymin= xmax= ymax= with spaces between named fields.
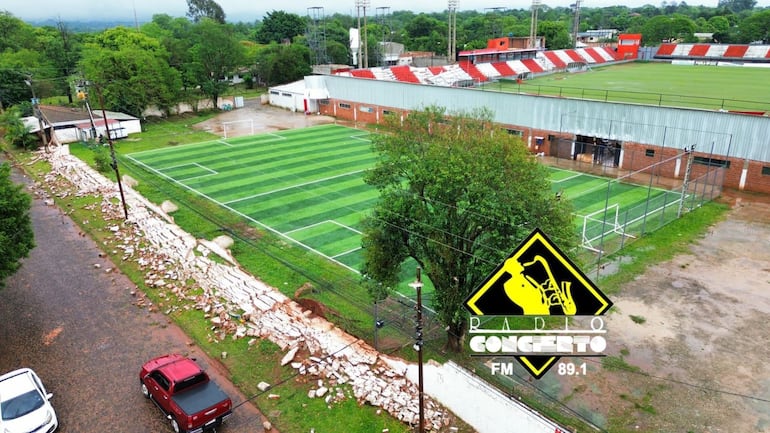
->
xmin=41 ymin=146 xmax=450 ymax=432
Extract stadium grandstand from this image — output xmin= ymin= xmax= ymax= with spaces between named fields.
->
xmin=335 ymin=46 xmax=625 ymax=87
xmin=654 ymin=43 xmax=770 ymax=64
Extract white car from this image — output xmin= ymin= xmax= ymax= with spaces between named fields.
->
xmin=0 ymin=368 xmax=58 ymax=433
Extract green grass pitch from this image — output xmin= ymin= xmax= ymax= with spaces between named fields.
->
xmin=486 ymin=62 xmax=770 ymax=111
xmin=125 ymin=124 xmax=683 ymax=282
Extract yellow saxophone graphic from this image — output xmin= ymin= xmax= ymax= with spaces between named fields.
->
xmin=502 ymin=255 xmax=577 ymax=315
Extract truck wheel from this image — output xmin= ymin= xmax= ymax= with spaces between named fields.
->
xmin=170 ymin=417 xmax=185 ymax=433
xmin=140 ymin=381 xmax=150 ymax=398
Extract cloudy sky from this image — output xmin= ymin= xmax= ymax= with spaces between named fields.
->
xmin=3 ymin=0 xmax=765 ymax=22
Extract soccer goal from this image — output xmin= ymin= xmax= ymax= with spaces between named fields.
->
xmin=222 ymin=119 xmax=255 ymax=138
xmin=581 ymin=203 xmax=635 ymax=253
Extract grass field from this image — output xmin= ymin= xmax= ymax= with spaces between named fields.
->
xmin=125 ymin=124 xmax=685 ymax=284
xmin=484 ymin=62 xmax=770 ymax=112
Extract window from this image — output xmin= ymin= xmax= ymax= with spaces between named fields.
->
xmin=150 ymin=372 xmax=170 ymax=391
xmin=762 ymin=166 xmax=770 ymax=176
xmin=319 ymin=99 xmax=330 ymax=106
xmin=383 ymin=110 xmax=394 ymax=115
xmin=359 ymin=106 xmax=373 ymax=113
xmin=269 ymin=90 xmax=279 ymax=95
xmin=281 ymin=92 xmax=292 ymax=97
xmin=645 ymin=149 xmax=655 ymax=157
xmin=694 ymin=156 xmax=730 ymax=168
xmin=339 ymin=103 xmax=351 ymax=109
xmin=506 ymin=128 xmax=522 ymax=136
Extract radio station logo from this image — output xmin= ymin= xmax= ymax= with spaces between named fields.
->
xmin=464 ymin=228 xmax=613 ymax=379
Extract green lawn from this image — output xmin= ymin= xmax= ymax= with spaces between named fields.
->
xmin=125 ymin=125 xmax=691 ymax=287
xmin=485 ymin=62 xmax=770 ymax=112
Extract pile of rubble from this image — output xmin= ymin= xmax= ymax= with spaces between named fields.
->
xmin=42 ymin=148 xmax=453 ymax=431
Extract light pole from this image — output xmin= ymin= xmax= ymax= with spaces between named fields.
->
xmin=24 ymin=76 xmax=45 ymax=144
xmin=409 ymin=267 xmax=425 ymax=433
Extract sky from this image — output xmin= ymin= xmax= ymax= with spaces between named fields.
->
xmin=2 ymin=0 xmax=767 ymax=23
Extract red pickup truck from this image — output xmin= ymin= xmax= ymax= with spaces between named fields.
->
xmin=140 ymin=354 xmax=233 ymax=433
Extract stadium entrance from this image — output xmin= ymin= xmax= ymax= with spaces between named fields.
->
xmin=571 ymin=135 xmax=622 ymax=167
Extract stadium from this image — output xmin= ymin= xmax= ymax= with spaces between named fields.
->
xmin=269 ymin=36 xmax=770 ymax=198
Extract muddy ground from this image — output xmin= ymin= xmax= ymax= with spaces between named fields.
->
xmin=555 ymin=195 xmax=770 ymax=432
xmin=199 ymin=100 xmax=770 ymax=432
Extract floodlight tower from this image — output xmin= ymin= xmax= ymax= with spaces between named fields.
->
xmin=448 ymin=0 xmax=459 ymax=62
xmin=355 ymin=0 xmax=371 ymax=68
xmin=529 ymin=0 xmax=542 ymax=49
xmin=571 ymin=0 xmax=582 ymax=48
xmin=376 ymin=6 xmax=391 ymax=67
xmin=306 ymin=7 xmax=329 ymax=66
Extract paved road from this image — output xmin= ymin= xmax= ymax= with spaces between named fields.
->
xmin=0 ymin=161 xmax=267 ymax=432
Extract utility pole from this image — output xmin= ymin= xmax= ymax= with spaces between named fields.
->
xmin=24 ymin=75 xmax=45 ymax=143
xmin=94 ymin=84 xmax=130 ymax=220
xmin=409 ymin=267 xmax=425 ymax=433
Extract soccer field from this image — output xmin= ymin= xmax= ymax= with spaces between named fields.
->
xmin=126 ymin=124 xmax=684 ymax=278
xmin=485 ymin=62 xmax=770 ymax=112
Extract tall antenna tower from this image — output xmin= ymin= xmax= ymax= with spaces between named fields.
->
xmin=571 ymin=0 xmax=582 ymax=48
xmin=376 ymin=6 xmax=391 ymax=67
xmin=529 ymin=0 xmax=541 ymax=49
xmin=447 ymin=0 xmax=458 ymax=62
xmin=355 ymin=0 xmax=371 ymax=68
xmin=306 ymin=7 xmax=329 ymax=66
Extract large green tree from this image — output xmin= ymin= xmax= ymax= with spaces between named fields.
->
xmin=187 ymin=19 xmax=245 ymax=109
xmin=186 ymin=0 xmax=226 ymax=24
xmin=79 ymin=27 xmax=181 ymax=117
xmin=255 ymin=11 xmax=306 ymax=44
xmin=361 ymin=106 xmax=576 ymax=351
xmin=0 ymin=162 xmax=34 ymax=289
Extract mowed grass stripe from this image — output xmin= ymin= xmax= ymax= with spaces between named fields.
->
xmin=133 ymin=129 xmax=366 ymax=168
xmin=293 ymin=227 xmax=361 ymax=257
xmin=199 ymin=156 xmax=374 ymax=202
xmin=229 ymin=174 xmax=366 ymax=212
xmin=166 ymin=136 xmax=371 ymax=181
xmin=245 ymin=189 xmax=378 ymax=233
xmin=233 ymin=181 xmax=374 ymax=225
xmin=190 ymin=143 xmax=374 ymax=193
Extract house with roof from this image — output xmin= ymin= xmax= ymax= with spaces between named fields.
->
xmin=25 ymin=105 xmax=141 ymax=144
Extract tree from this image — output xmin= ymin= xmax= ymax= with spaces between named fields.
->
xmin=361 ymin=106 xmax=576 ymax=351
xmin=538 ymin=20 xmax=572 ymax=50
xmin=0 ymin=106 xmax=37 ymax=149
xmin=186 ymin=0 xmax=226 ymax=24
xmin=255 ymin=11 xmax=306 ymax=44
xmin=254 ymin=42 xmax=311 ymax=86
xmin=187 ymin=19 xmax=245 ymax=109
xmin=0 ymin=162 xmax=34 ymax=289
xmin=717 ymin=0 xmax=757 ymax=13
xmin=737 ymin=9 xmax=770 ymax=43
xmin=79 ymin=27 xmax=182 ymax=117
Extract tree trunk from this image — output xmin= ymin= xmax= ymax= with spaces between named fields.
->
xmin=445 ymin=323 xmax=465 ymax=352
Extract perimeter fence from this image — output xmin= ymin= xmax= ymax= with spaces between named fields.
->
xmin=546 ymin=138 xmax=725 ymax=271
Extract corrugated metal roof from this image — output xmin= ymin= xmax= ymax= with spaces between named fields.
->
xmin=319 ymin=75 xmax=770 ymax=162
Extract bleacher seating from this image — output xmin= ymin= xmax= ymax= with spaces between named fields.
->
xmin=521 ymin=59 xmax=544 ymax=73
xmin=654 ymin=43 xmax=770 ymax=62
xmin=458 ymin=62 xmax=488 ymax=82
xmin=491 ymin=61 xmax=516 ymax=77
xmin=390 ymin=65 xmax=421 ymax=83
xmin=334 ymin=46 xmax=624 ymax=86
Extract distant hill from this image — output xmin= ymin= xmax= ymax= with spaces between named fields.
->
xmin=26 ymin=18 xmax=147 ymax=32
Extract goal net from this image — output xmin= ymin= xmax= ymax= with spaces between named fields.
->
xmin=221 ymin=119 xmax=255 ymax=139
xmin=581 ymin=203 xmax=634 ymax=253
